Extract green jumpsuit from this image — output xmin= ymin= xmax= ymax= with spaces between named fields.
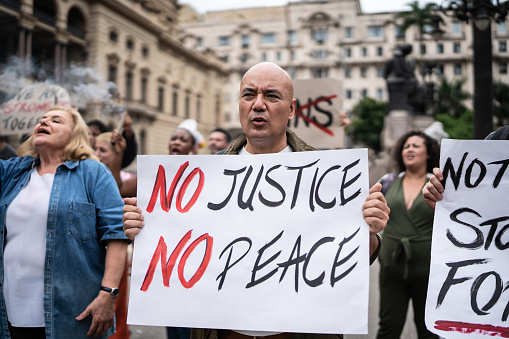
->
xmin=376 ymin=175 xmax=438 ymax=339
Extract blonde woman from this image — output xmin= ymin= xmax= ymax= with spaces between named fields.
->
xmin=0 ymin=106 xmax=128 ymax=338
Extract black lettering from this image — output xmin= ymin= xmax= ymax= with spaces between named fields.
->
xmin=489 ymin=159 xmax=509 ymax=188
xmin=207 ymin=167 xmax=247 ymax=210
xmin=436 ymin=258 xmax=488 ymax=308
xmin=340 ymin=159 xmax=361 ymax=206
xmin=465 ymin=159 xmax=487 ymax=188
xmin=479 ymin=216 xmax=509 ymax=250
xmin=303 ymin=237 xmax=335 ymax=287
xmin=316 ymin=165 xmax=341 ymax=209
xmin=287 ymin=160 xmax=319 ymax=209
xmin=216 ymin=237 xmax=252 ymax=290
xmin=259 ymin=165 xmax=285 ymax=207
xmin=330 ymin=227 xmax=360 ymax=287
xmin=238 ymin=165 xmax=263 ymax=211
xmin=313 ymin=97 xmax=333 ymax=127
xmin=495 ymin=223 xmax=509 ymax=250
xmin=442 ymin=152 xmax=468 ymax=190
xmin=246 ymin=231 xmax=284 ymax=289
xmin=470 ymin=271 xmax=503 ymax=315
xmin=309 ymin=168 xmax=318 ymax=212
xmin=448 ymin=208 xmax=483 ymax=249
xmin=278 ymin=235 xmax=307 ymax=292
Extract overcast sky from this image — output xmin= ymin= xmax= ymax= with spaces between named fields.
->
xmin=180 ymin=0 xmax=427 ymax=14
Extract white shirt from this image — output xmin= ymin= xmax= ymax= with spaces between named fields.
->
xmin=4 ymin=168 xmax=54 ymax=326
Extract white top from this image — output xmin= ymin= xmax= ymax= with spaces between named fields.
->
xmin=4 ymin=167 xmax=54 ymax=327
xmin=235 ymin=143 xmax=292 ymax=337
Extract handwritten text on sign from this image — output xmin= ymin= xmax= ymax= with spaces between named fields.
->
xmin=425 ymin=139 xmax=509 ymax=338
xmin=128 ymin=150 xmax=370 ymax=334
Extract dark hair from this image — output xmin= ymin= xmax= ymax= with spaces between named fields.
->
xmin=393 ymin=130 xmax=440 ymax=173
xmin=211 ymin=127 xmax=232 ymax=143
xmin=485 ymin=125 xmax=509 ymax=140
xmin=87 ymin=119 xmax=111 ymax=133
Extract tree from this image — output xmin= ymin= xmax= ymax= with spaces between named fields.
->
xmin=493 ymin=81 xmax=509 ymax=127
xmin=435 ymin=110 xmax=473 ymax=139
xmin=434 ymin=76 xmax=470 ymax=118
xmin=349 ymin=97 xmax=387 ymax=153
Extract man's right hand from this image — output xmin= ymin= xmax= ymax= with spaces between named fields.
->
xmin=422 ymin=167 xmax=445 ymax=210
xmin=123 ymin=197 xmax=144 ymax=240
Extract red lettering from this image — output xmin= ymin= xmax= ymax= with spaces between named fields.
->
xmin=146 ymin=162 xmax=189 ymax=213
xmin=176 ymin=168 xmax=205 ymax=213
xmin=140 ymin=231 xmax=192 ymax=291
xmin=178 ymin=233 xmax=213 ymax=289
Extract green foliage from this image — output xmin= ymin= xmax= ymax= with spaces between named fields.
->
xmin=349 ymin=97 xmax=387 ymax=153
xmin=434 ymin=76 xmax=470 ymax=118
xmin=435 ymin=110 xmax=473 ymax=139
xmin=493 ymin=81 xmax=509 ymax=127
xmin=396 ymin=1 xmax=442 ymax=38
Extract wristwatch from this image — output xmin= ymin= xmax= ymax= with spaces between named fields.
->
xmin=100 ymin=286 xmax=120 ymax=297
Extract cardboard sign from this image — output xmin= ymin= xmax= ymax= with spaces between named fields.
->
xmin=0 ymin=84 xmax=71 ymax=135
xmin=425 ymin=139 xmax=509 ymax=338
xmin=128 ymin=149 xmax=371 ymax=334
xmin=291 ymin=79 xmax=344 ymax=150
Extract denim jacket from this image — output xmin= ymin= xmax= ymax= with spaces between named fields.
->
xmin=0 ymin=156 xmax=127 ymax=338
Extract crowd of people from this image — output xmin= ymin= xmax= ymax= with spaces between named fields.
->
xmin=0 ymin=60 xmax=506 ymax=339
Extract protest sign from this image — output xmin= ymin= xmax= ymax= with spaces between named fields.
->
xmin=425 ymin=139 xmax=509 ymax=338
xmin=128 ymin=149 xmax=370 ymax=334
xmin=291 ymin=79 xmax=344 ymax=149
xmin=0 ymin=84 xmax=71 ymax=135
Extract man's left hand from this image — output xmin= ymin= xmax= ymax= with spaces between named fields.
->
xmin=76 ymin=291 xmax=115 ymax=337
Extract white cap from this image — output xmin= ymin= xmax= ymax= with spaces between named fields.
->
xmin=177 ymin=119 xmax=205 ymax=148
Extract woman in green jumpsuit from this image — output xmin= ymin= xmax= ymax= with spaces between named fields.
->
xmin=376 ymin=130 xmax=440 ymax=339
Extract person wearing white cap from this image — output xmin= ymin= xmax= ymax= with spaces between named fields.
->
xmin=170 ymin=119 xmax=205 ymax=155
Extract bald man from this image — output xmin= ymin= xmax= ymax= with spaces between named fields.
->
xmin=123 ymin=62 xmax=390 ymax=339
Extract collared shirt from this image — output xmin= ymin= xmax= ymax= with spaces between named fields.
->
xmin=0 ymin=156 xmax=127 ymax=338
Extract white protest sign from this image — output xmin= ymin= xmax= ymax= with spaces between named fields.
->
xmin=425 ymin=139 xmax=509 ymax=338
xmin=291 ymin=79 xmax=344 ymax=149
xmin=128 ymin=149 xmax=370 ymax=334
xmin=0 ymin=84 xmax=71 ymax=135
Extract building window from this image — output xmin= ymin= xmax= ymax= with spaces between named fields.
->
xmin=435 ymin=64 xmax=444 ymax=75
xmin=218 ymin=36 xmax=231 ymax=46
xmin=290 ymin=50 xmax=296 ymax=60
xmin=109 ymin=31 xmax=118 ymax=43
xmin=361 ymin=67 xmax=368 ymax=77
xmin=141 ymin=77 xmax=147 ymax=103
xmin=367 ymin=26 xmax=384 ymax=37
xmin=126 ymin=39 xmax=135 ymax=50
xmin=276 ymin=51 xmax=281 ymax=61
xmin=437 ymin=43 xmax=444 ymax=54
xmin=312 ymin=68 xmax=329 ymax=78
xmin=454 ymin=64 xmax=462 ymax=75
xmin=240 ymin=53 xmax=249 ymax=63
xmin=361 ymin=47 xmax=367 ymax=57
xmin=196 ymin=37 xmax=202 ymax=47
xmin=125 ymin=72 xmax=133 ymax=100
xmin=345 ymin=47 xmax=352 ymax=57
xmin=196 ymin=95 xmax=202 ymax=122
xmin=500 ymin=63 xmax=508 ymax=74
xmin=361 ymin=89 xmax=368 ymax=97
xmin=288 ymin=30 xmax=297 ymax=42
xmin=453 ymin=42 xmax=461 ymax=53
xmin=377 ymin=46 xmax=383 ymax=56
xmin=158 ymin=86 xmax=164 ymax=112
xmin=142 ymin=46 xmax=149 ymax=57
xmin=420 ymin=44 xmax=427 ymax=55
xmin=312 ymin=29 xmax=329 ymax=43
xmin=345 ymin=89 xmax=352 ymax=99
xmin=311 ymin=50 xmax=328 ymax=59
xmin=108 ymin=65 xmax=117 ymax=83
xmin=499 ymin=40 xmax=507 ymax=52
xmin=345 ymin=68 xmax=352 ymax=78
xmin=262 ymin=52 xmax=267 ymax=61
xmin=452 ymin=21 xmax=462 ymax=34
xmin=395 ymin=25 xmax=405 ymax=39
xmin=185 ymin=91 xmax=190 ymax=119
xmin=376 ymin=67 xmax=384 ymax=77
xmin=498 ymin=21 xmax=507 ymax=33
xmin=261 ymin=33 xmax=276 ymax=43
xmin=345 ymin=27 xmax=353 ymax=38
xmin=172 ymin=86 xmax=178 ymax=116
xmin=242 ymin=34 xmax=250 ymax=48
xmin=377 ymin=88 xmax=383 ymax=100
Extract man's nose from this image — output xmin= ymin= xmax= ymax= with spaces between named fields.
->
xmin=253 ymin=93 xmax=266 ymax=111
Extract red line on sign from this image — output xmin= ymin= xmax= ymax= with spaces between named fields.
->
xmin=294 ymin=95 xmax=338 ymax=136
xmin=435 ymin=320 xmax=509 ymax=337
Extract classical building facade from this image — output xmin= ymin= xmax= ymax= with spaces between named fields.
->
xmin=179 ymin=0 xmax=509 ymax=128
xmin=0 ymin=0 xmax=228 ymax=155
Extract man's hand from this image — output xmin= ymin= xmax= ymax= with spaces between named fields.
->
xmin=422 ymin=167 xmax=444 ymax=210
xmin=123 ymin=197 xmax=144 ymax=241
xmin=363 ymin=183 xmax=390 ymax=256
xmin=76 ymin=292 xmax=115 ymax=337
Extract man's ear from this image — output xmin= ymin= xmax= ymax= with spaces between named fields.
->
xmin=288 ymin=99 xmax=296 ymax=120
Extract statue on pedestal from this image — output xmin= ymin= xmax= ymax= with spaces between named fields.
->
xmin=384 ymin=44 xmax=427 ymax=115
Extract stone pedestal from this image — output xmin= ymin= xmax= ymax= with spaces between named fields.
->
xmin=381 ymin=109 xmax=434 ymax=154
